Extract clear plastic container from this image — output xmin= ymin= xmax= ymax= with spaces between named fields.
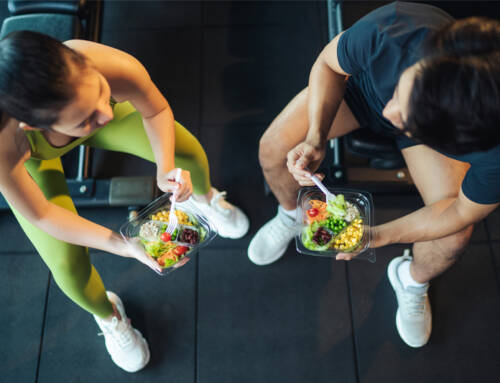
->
xmin=295 ymin=187 xmax=375 ymax=263
xmin=120 ymin=193 xmax=218 ymax=275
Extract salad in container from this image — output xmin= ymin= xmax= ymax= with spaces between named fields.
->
xmin=120 ymin=193 xmax=217 ymax=275
xmin=295 ymin=187 xmax=375 ymax=262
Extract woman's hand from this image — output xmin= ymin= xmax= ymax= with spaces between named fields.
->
xmin=120 ymin=237 xmax=163 ymax=273
xmin=286 ymin=141 xmax=326 ymax=185
xmin=157 ymin=168 xmax=193 ymax=202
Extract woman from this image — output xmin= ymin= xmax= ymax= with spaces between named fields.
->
xmin=0 ymin=31 xmax=249 ymax=372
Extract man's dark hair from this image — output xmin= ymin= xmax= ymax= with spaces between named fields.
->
xmin=404 ymin=17 xmax=500 ymax=155
xmin=0 ymin=30 xmax=87 ymax=128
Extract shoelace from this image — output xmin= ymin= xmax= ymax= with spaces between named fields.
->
xmin=98 ymin=317 xmax=134 ymax=348
xmin=210 ymin=190 xmax=233 ymax=217
xmin=400 ymin=291 xmax=427 ymax=317
xmin=266 ymin=216 xmax=297 ymax=243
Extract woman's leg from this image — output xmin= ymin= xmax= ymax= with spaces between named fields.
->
xmin=86 ymin=102 xmax=249 ymax=239
xmin=12 ymin=157 xmax=113 ymax=318
xmin=86 ymin=102 xmax=211 ymax=195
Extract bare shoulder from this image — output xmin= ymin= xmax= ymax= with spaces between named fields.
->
xmin=64 ymin=40 xmax=130 ymax=60
xmin=64 ymin=39 xmax=145 ymax=80
xmin=63 ymin=39 xmax=151 ymax=102
xmin=0 ymin=117 xmax=31 ymax=179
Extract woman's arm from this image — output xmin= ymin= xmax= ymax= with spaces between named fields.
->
xmin=0 ymin=147 xmax=161 ymax=271
xmin=64 ymin=40 xmax=192 ymax=200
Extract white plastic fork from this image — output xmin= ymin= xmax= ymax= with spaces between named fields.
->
xmin=165 ymin=168 xmax=182 ymax=234
xmin=307 ymin=171 xmax=336 ymax=204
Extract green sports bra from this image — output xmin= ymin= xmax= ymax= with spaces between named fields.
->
xmin=24 ymin=130 xmax=94 ymax=160
xmin=24 ymin=98 xmax=116 ymax=161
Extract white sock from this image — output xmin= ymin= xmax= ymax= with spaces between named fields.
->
xmin=397 ymin=260 xmax=427 ymax=289
xmin=281 ymin=207 xmax=297 ymax=219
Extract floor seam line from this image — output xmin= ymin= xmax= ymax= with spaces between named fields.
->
xmin=195 ymin=4 xmax=204 ymax=380
xmin=34 ymin=273 xmax=51 ymax=383
xmin=345 ymin=263 xmax=361 ymax=383
xmin=484 ymin=221 xmax=500 ymax=292
xmin=194 ymin=252 xmax=200 ymax=383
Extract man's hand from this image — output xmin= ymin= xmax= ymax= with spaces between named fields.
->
xmin=157 ymin=168 xmax=193 ymax=202
xmin=286 ymin=141 xmax=326 ymax=185
xmin=335 ymin=251 xmax=359 ymax=261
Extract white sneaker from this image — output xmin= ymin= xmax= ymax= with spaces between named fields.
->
xmin=387 ymin=251 xmax=432 ymax=348
xmin=94 ymin=292 xmax=150 ymax=372
xmin=190 ymin=187 xmax=249 ymax=239
xmin=248 ymin=206 xmax=299 ymax=265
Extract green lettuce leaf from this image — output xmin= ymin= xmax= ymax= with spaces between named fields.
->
xmin=326 ymin=194 xmax=347 ymax=219
xmin=144 ymin=241 xmax=167 ymax=258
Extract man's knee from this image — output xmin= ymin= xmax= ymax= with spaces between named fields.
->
xmin=445 ymin=225 xmax=474 ymax=261
xmin=258 ymin=131 xmax=288 ymax=170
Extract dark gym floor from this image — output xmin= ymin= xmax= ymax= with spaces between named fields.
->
xmin=1 ymin=1 xmax=500 ymax=382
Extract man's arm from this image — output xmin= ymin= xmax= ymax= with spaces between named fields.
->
xmin=371 ymin=190 xmax=499 ymax=247
xmin=286 ymin=33 xmax=350 ymax=184
xmin=306 ymin=32 xmax=349 ymax=148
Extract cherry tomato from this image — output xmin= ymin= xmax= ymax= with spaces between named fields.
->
xmin=161 ymin=232 xmax=172 ymax=242
xmin=174 ymin=246 xmax=189 ymax=256
xmin=307 ymin=208 xmax=319 ymax=217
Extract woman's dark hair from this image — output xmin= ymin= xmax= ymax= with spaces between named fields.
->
xmin=0 ymin=30 xmax=87 ymax=128
xmin=404 ymin=17 xmax=500 ymax=155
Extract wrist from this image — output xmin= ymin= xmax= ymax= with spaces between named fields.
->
xmin=110 ymin=232 xmax=127 ymax=256
xmin=305 ymin=133 xmax=325 ymax=149
xmin=370 ymin=225 xmax=392 ymax=249
xmin=156 ymin=163 xmax=175 ymax=178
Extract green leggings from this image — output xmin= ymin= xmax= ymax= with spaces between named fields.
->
xmin=10 ymin=102 xmax=211 ymax=318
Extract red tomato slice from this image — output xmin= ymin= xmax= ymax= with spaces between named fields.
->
xmin=174 ymin=246 xmax=189 ymax=256
xmin=161 ymin=232 xmax=172 ymax=242
xmin=307 ymin=208 xmax=319 ymax=217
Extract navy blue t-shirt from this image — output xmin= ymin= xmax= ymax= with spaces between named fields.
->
xmin=337 ymin=1 xmax=500 ymax=205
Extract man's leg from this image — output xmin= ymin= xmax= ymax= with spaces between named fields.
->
xmin=259 ymin=87 xmax=360 ymax=209
xmin=249 ymin=87 xmax=360 ymax=265
xmin=388 ymin=144 xmax=472 ymax=348
xmin=402 ymin=144 xmax=473 ymax=282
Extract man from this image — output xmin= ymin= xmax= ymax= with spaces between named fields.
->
xmin=248 ymin=1 xmax=500 ymax=347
